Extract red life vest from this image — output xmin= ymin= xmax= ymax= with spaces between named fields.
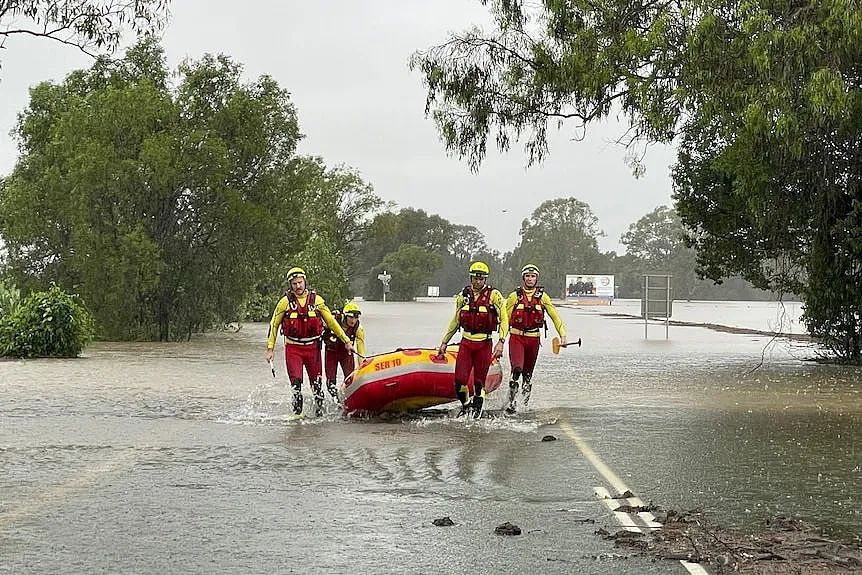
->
xmin=323 ymin=310 xmax=358 ymax=348
xmin=510 ymin=286 xmax=546 ymax=332
xmin=458 ymin=285 xmax=498 ymax=335
xmin=280 ymin=291 xmax=323 ymax=342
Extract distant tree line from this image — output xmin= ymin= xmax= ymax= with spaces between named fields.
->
xmin=352 ymin=200 xmax=778 ymax=303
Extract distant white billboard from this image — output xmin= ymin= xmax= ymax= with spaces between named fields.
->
xmin=565 ymin=274 xmax=614 ymax=303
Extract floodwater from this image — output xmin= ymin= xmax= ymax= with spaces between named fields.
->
xmin=1 ymin=300 xmax=859 ymax=574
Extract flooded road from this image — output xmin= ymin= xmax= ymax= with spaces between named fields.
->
xmin=1 ymin=300 xmax=859 ymax=574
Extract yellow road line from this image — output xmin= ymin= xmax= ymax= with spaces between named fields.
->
xmin=559 ymin=420 xmax=630 ymax=495
xmin=561 ymin=419 xmax=712 ymax=575
xmin=0 ymin=450 xmax=137 ymax=529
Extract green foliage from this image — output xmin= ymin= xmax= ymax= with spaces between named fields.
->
xmin=436 ymin=245 xmax=507 ymax=297
xmin=509 ymin=197 xmax=605 ymax=296
xmin=801 ymin=199 xmax=862 ymax=361
xmin=0 ymin=279 xmax=21 ymax=318
xmin=238 ymin=292 xmax=276 ymax=324
xmin=351 ymin=198 xmax=779 ymax=302
xmin=414 ymin=0 xmax=862 ymax=361
xmin=671 ymin=0 xmax=862 ymax=359
xmin=0 ymin=1 xmax=169 ymax=69
xmin=0 ymin=284 xmax=94 ymax=358
xmin=621 ymin=206 xmax=683 ymax=264
xmin=247 ymin=156 xmax=383 ymax=317
xmin=435 ymin=224 xmax=506 ymax=295
xmin=291 ymin=157 xmax=385 ymax=297
xmin=618 ymin=205 xmax=774 ymax=300
xmin=356 ymin=207 xmax=508 ymax=299
xmin=370 ymin=245 xmax=442 ymax=301
xmin=359 ymin=208 xmax=463 ymax=298
xmin=294 ymin=231 xmax=350 ymax=308
xmin=411 ymin=0 xmax=684 ymax=170
xmin=621 ymin=206 xmax=697 ymax=298
xmin=0 ymin=38 xmax=304 ymax=340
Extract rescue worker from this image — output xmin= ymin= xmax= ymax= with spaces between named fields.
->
xmin=323 ymin=301 xmax=366 ymax=403
xmin=265 ymin=267 xmax=354 ymax=418
xmin=504 ymin=263 xmax=567 ymax=413
xmin=437 ymin=261 xmax=509 ymax=418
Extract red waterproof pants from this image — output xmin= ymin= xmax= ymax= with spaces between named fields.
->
xmin=508 ymin=333 xmax=541 ymax=376
xmin=285 ymin=342 xmax=322 ymax=383
xmin=455 ymin=338 xmax=492 ymax=390
xmin=325 ymin=345 xmax=355 ymax=381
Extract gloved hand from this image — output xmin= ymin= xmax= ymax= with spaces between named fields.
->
xmin=493 ymin=340 xmax=504 ymax=359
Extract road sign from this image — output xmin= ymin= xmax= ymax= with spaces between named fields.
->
xmin=378 ymin=271 xmax=392 ymax=300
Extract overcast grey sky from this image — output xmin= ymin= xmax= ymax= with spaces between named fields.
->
xmin=0 ymin=0 xmax=676 ymax=254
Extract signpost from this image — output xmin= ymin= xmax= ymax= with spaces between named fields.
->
xmin=642 ymin=274 xmax=673 ymax=339
xmin=377 ymin=271 xmax=391 ymax=303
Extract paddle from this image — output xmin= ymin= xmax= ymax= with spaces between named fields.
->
xmin=552 ymin=337 xmax=582 ymax=354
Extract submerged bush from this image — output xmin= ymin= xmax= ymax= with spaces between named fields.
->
xmin=242 ymin=291 xmax=279 ymax=323
xmin=0 ymin=285 xmax=95 ymax=358
xmin=0 ymin=279 xmax=21 ymax=317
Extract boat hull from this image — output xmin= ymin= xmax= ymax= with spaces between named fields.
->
xmin=342 ymin=346 xmax=503 ymax=415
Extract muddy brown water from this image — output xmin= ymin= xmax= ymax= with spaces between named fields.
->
xmin=1 ymin=300 xmax=858 ymax=574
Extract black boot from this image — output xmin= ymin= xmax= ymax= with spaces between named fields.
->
xmin=310 ymin=378 xmax=325 ymax=416
xmin=290 ymin=378 xmax=303 ymax=417
xmin=471 ymin=386 xmax=485 ymax=418
xmin=521 ymin=374 xmax=533 ymax=409
xmin=455 ymin=382 xmax=471 ymax=416
xmin=505 ymin=379 xmax=519 ymax=414
xmin=326 ymin=379 xmax=340 ymax=404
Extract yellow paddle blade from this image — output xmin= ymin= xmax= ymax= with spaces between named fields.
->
xmin=552 ymin=336 xmax=561 ymax=355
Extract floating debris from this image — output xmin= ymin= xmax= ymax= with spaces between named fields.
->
xmin=614 ymin=502 xmax=659 ymax=514
xmin=432 ymin=516 xmax=455 ymax=527
xmin=495 ymin=522 xmax=522 ymax=536
xmin=596 ymin=528 xmax=645 ymax=541
xmin=596 ymin=511 xmax=862 ymax=573
xmin=583 ymin=553 xmax=630 ymax=561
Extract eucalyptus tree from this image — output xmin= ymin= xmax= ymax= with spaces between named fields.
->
xmin=0 ymin=0 xmax=170 ymax=71
xmin=273 ymin=156 xmax=384 ymax=306
xmin=369 ymin=244 xmax=442 ymax=302
xmin=413 ymin=0 xmax=862 ymax=361
xmin=358 ymin=208 xmax=453 ymax=296
xmin=621 ymin=205 xmax=697 ymax=298
xmin=0 ymin=38 xmax=302 ymax=340
xmin=510 ymin=197 xmax=604 ymax=297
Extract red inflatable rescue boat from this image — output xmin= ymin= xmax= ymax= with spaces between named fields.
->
xmin=342 ymin=346 xmax=503 ymax=415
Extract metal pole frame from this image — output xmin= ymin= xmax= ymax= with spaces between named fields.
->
xmin=643 ymin=274 xmax=672 ymax=340
xmin=644 ymin=274 xmax=649 ymax=339
xmin=665 ymin=274 xmax=670 ymax=340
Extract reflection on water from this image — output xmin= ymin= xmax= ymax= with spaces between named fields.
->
xmin=1 ymin=300 xmax=859 ymax=573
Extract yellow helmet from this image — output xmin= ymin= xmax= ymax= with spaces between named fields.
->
xmin=342 ymin=301 xmax=361 ymax=317
xmin=521 ymin=263 xmax=540 ymax=275
xmin=469 ymin=261 xmax=490 ymax=276
xmin=287 ymin=267 xmax=306 ymax=281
